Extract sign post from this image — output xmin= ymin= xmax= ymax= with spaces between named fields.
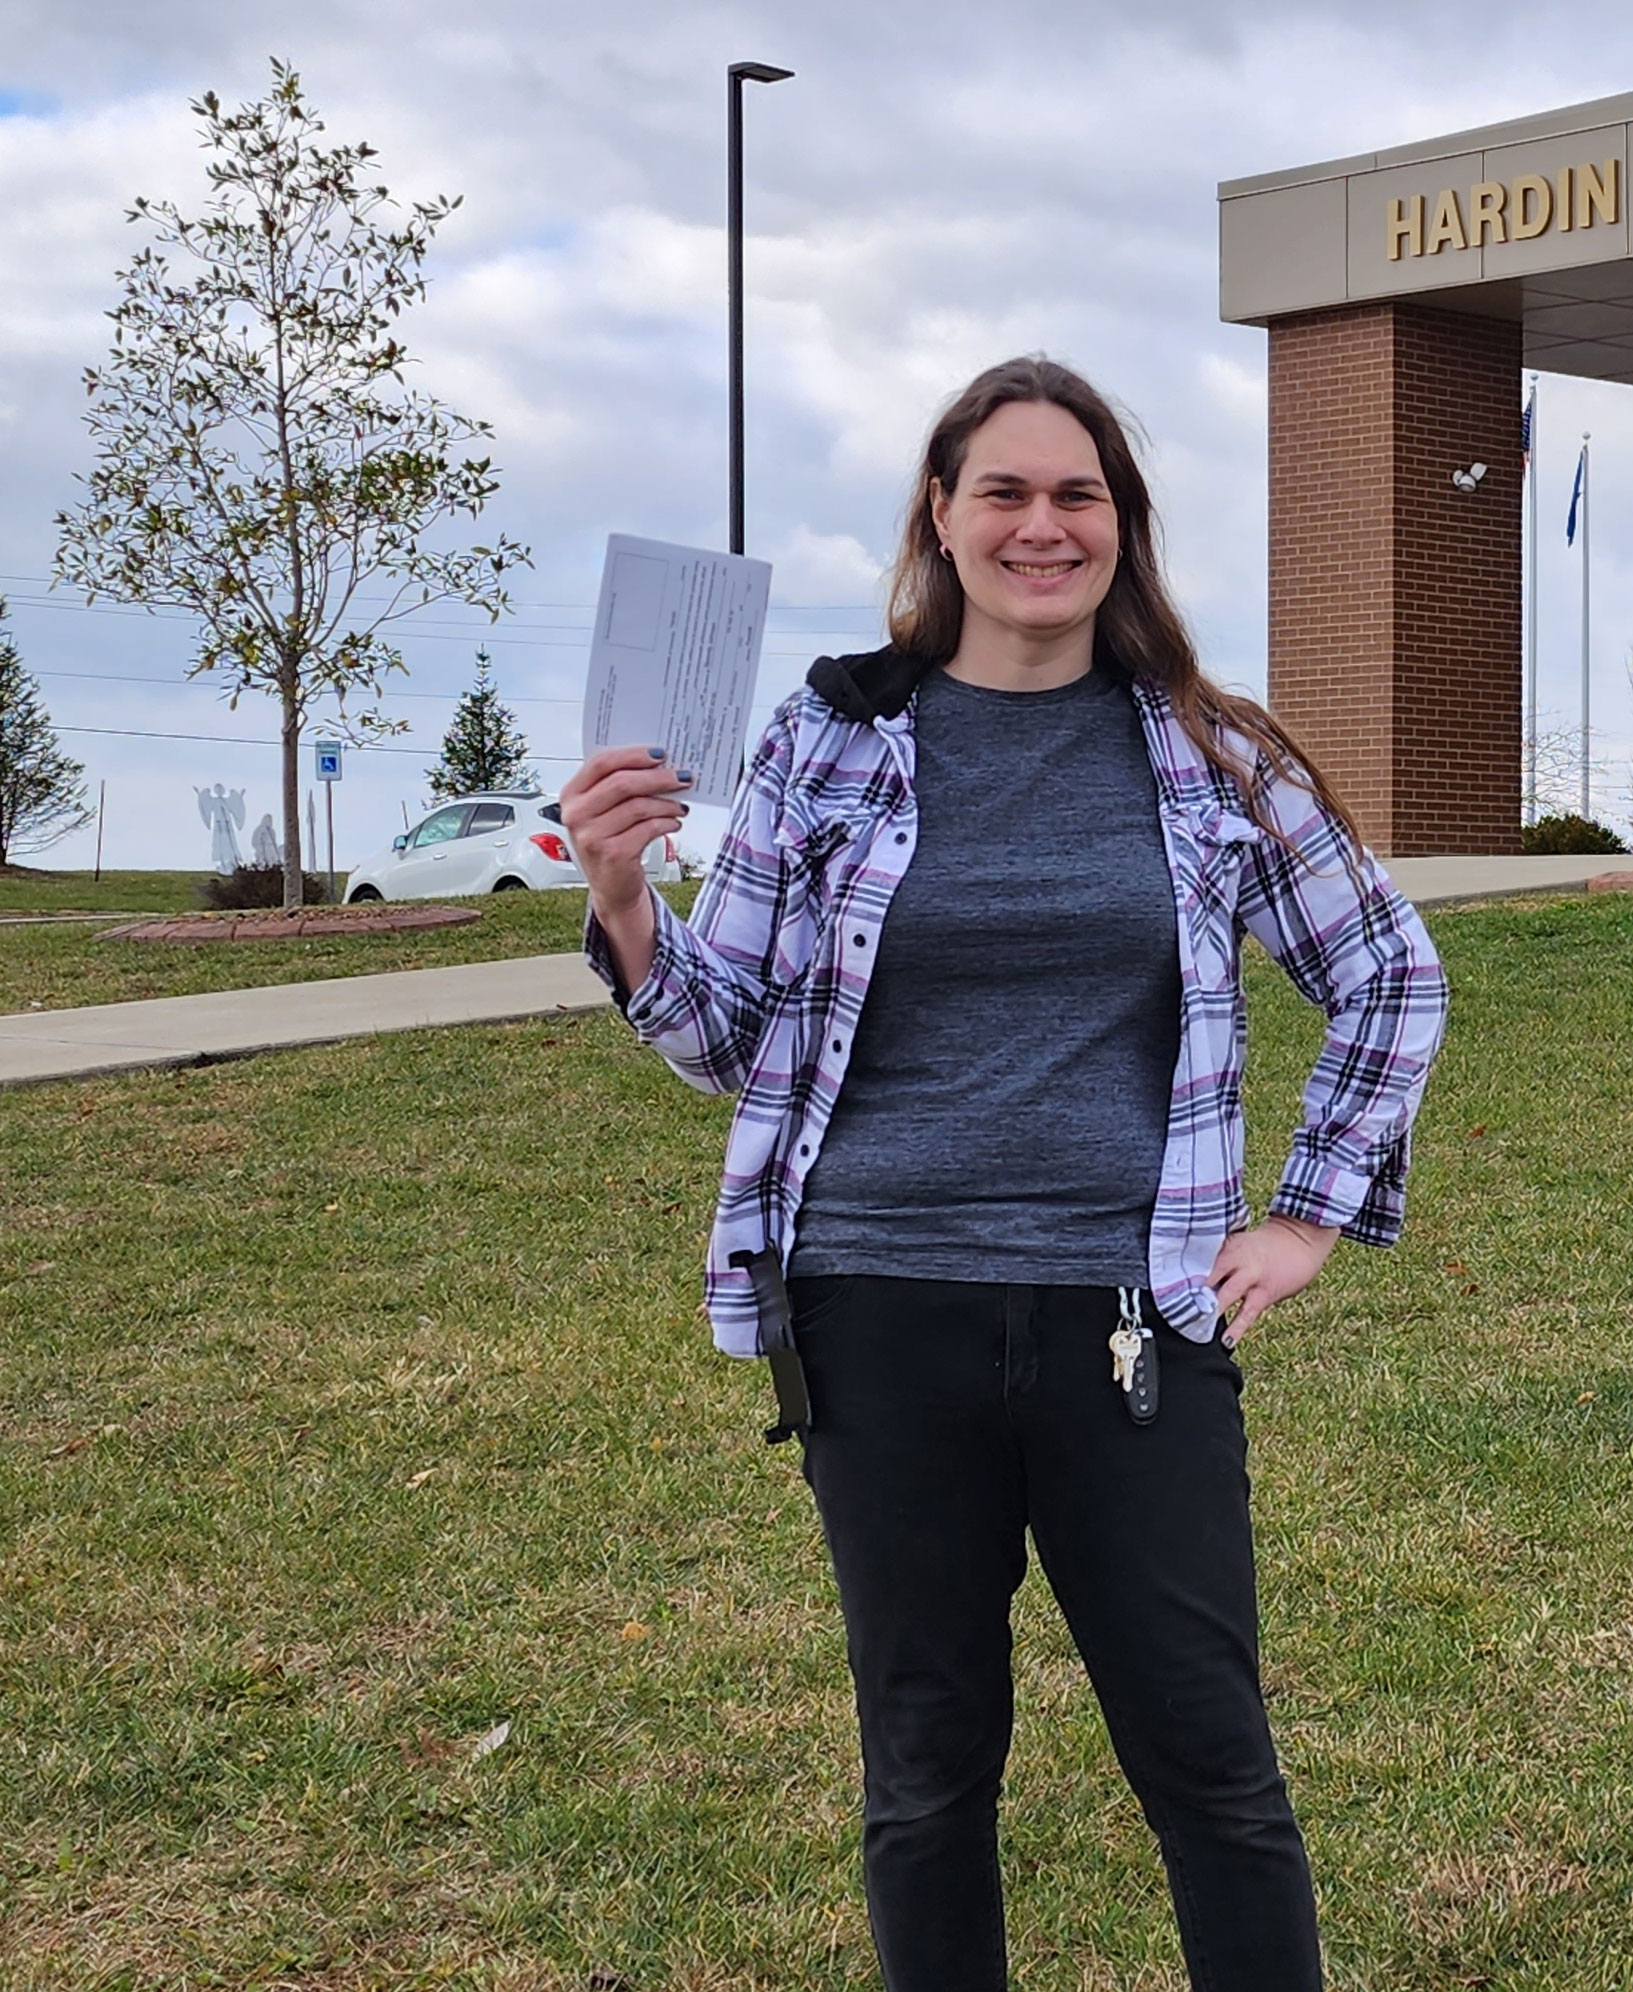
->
xmin=314 ymin=740 xmax=343 ymax=904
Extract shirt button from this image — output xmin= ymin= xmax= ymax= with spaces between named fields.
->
xmin=894 ymin=831 xmax=907 ymax=844
xmin=832 ymin=1038 xmax=843 ymax=1053
xmin=799 ymin=1143 xmax=810 ymax=1157
xmin=853 ymin=933 xmax=867 ymax=947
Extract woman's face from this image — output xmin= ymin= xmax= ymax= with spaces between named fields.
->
xmin=930 ymin=399 xmax=1120 ymax=652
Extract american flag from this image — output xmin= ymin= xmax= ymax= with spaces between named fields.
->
xmin=1521 ymin=383 xmax=1535 ymax=470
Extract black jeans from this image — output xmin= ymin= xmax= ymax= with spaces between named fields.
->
xmin=790 ymin=1275 xmax=1322 ymax=1992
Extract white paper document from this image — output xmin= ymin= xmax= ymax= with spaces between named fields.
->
xmin=582 ymin=534 xmax=773 ymax=810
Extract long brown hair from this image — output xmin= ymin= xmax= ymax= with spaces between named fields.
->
xmin=887 ymin=355 xmax=1361 ymax=852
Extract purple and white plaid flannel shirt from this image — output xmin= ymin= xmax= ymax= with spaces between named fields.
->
xmin=586 ymin=675 xmax=1448 ymax=1356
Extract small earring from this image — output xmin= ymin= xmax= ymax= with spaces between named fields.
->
xmin=938 ymin=543 xmax=953 ymax=563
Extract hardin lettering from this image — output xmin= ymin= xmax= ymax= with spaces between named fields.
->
xmin=1387 ymin=159 xmax=1621 ymax=259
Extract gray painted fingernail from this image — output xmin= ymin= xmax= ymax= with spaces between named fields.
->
xmin=676 ymin=768 xmax=695 ymax=783
xmin=648 ymin=746 xmax=667 ymax=759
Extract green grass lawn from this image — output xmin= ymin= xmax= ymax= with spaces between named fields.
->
xmin=0 ymin=881 xmax=698 ymax=1015
xmin=1 ymin=893 xmax=1630 ymax=1990
xmin=0 ymin=868 xmax=207 ymax=916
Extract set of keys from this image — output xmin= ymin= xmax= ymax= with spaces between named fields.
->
xmin=1109 ymin=1287 xmax=1159 ymax=1426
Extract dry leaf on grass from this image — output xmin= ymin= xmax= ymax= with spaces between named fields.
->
xmin=470 ymin=1718 xmax=511 ymax=1761
xmin=46 ymin=1424 xmax=121 ymax=1459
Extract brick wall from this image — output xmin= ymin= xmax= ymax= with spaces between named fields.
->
xmin=1267 ymin=303 xmax=1523 ymax=855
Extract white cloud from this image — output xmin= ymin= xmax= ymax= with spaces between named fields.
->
xmin=763 ymin=523 xmax=885 ymax=605
xmin=1197 ymin=351 xmax=1267 ymax=428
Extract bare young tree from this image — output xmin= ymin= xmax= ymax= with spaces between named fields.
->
xmin=55 ymin=59 xmax=530 ymax=905
xmin=1522 ymin=712 xmax=1629 ymax=850
xmin=1530 ymin=716 xmax=1616 ymax=822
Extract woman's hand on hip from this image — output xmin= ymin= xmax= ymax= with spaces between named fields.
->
xmin=1206 ymin=1214 xmax=1340 ymax=1347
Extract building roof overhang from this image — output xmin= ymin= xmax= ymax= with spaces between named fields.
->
xmin=1218 ymin=92 xmax=1633 ymax=382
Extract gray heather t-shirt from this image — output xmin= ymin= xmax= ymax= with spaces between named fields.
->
xmin=790 ymin=665 xmax=1181 ymax=1285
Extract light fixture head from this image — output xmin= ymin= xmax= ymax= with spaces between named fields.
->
xmin=730 ymin=62 xmax=795 ymax=84
xmin=1451 ymin=462 xmax=1489 ymax=493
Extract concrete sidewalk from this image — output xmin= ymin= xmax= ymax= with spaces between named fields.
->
xmin=1383 ymin=853 xmax=1628 ymax=906
xmin=0 ymin=855 xmax=1625 ymax=1089
xmin=0 ymin=952 xmax=610 ymax=1089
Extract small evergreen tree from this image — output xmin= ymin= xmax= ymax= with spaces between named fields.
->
xmin=0 ymin=600 xmax=95 ymax=865
xmin=425 ymin=648 xmax=534 ymax=799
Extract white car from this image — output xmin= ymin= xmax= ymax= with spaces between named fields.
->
xmin=344 ymin=791 xmax=680 ymax=901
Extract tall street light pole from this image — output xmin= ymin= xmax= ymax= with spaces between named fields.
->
xmin=728 ymin=61 xmax=793 ymax=556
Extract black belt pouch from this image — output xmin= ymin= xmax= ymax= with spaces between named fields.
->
xmin=728 ymin=1246 xmax=811 ymax=1445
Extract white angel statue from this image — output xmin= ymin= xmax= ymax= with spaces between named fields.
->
xmin=195 ymin=783 xmax=246 ymax=875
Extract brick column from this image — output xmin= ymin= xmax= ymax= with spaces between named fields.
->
xmin=1267 ymin=303 xmax=1523 ymax=856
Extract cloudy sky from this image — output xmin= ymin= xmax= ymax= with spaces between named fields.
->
xmin=3 ymin=0 xmax=1632 ymax=873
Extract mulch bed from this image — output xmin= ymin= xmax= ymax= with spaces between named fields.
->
xmin=98 ymin=905 xmax=482 ymax=943
xmin=1586 ymin=871 xmax=1633 ymax=894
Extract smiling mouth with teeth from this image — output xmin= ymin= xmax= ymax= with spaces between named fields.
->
xmin=1003 ymin=560 xmax=1081 ymax=577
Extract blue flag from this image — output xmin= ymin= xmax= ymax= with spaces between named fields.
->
xmin=1566 ymin=446 xmax=1585 ymax=546
xmin=1521 ymin=385 xmax=1535 ymax=469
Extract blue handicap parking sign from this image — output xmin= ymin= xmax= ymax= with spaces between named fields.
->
xmin=315 ymin=741 xmax=343 ymax=781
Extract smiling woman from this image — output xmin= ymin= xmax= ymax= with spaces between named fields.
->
xmin=928 ymin=399 xmax=1122 ymax=685
xmin=562 ymin=353 xmax=1450 ymax=1992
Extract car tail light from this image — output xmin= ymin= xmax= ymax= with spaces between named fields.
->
xmin=663 ymin=836 xmax=678 ymax=863
xmin=529 ymin=832 xmax=571 ymax=862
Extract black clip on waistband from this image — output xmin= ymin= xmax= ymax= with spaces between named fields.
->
xmin=728 ymin=1246 xmax=811 ymax=1445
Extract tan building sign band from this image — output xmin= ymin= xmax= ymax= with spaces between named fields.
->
xmin=1387 ymin=160 xmax=1620 ymax=258
xmin=1218 ymin=91 xmax=1633 ymax=343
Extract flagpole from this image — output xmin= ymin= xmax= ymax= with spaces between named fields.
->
xmin=1525 ymin=376 xmax=1538 ymax=825
xmin=1579 ymin=432 xmax=1591 ymax=820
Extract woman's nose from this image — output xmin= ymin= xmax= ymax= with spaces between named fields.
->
xmin=1017 ymin=494 xmax=1064 ymax=539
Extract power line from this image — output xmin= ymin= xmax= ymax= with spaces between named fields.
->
xmin=54 ymin=722 xmax=577 ymax=762
xmin=3 ymin=588 xmax=592 ymax=636
xmin=30 ymin=666 xmax=581 ymax=705
xmin=7 ymin=593 xmax=597 ymax=634
xmin=0 ymin=570 xmax=882 ymax=616
xmin=1 ymin=594 xmax=869 ymax=658
xmin=4 ymin=594 xmax=596 ymax=647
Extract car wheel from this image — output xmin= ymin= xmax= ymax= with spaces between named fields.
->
xmin=492 ymin=876 xmax=530 ymax=893
xmin=348 ymin=885 xmax=384 ymax=902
